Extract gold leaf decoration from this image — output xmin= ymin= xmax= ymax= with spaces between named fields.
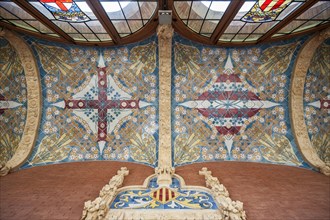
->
xmin=30 ymin=131 xmax=73 ymax=165
xmin=0 ymin=134 xmax=20 ymax=164
xmin=258 ymin=133 xmax=301 ymax=166
xmin=258 ymin=43 xmax=297 ymax=76
xmin=130 ymin=42 xmax=156 ymax=76
xmin=311 ymin=134 xmax=330 ymax=164
xmin=309 ymin=42 xmax=330 ymax=76
xmin=174 ymin=133 xmax=200 ymax=165
xmin=174 ymin=43 xmax=201 ymax=76
xmin=130 ymin=132 xmax=156 ymax=165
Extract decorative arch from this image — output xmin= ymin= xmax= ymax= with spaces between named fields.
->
xmin=0 ymin=29 xmax=42 ymax=176
xmin=290 ymin=28 xmax=330 ymax=176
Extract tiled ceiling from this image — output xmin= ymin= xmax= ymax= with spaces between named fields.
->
xmin=0 ymin=0 xmax=329 ymax=45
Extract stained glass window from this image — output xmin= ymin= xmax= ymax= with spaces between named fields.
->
xmin=39 ymin=0 xmax=90 ymax=22
xmin=241 ymin=0 xmax=294 ymax=23
xmin=220 ymin=0 xmax=304 ymax=42
xmin=274 ymin=1 xmax=330 ymax=37
xmin=28 ymin=0 xmax=112 ymax=42
xmin=173 ymin=1 xmax=231 ymax=37
xmin=0 ymin=2 xmax=59 ymax=37
xmin=100 ymin=1 xmax=157 ymax=36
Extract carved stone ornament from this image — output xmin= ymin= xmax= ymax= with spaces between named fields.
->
xmin=82 ymin=167 xmax=245 ymax=220
xmin=199 ymin=168 xmax=246 ymax=220
xmin=157 ymin=24 xmax=174 ymax=171
xmin=0 ymin=29 xmax=42 ymax=176
xmin=81 ymin=167 xmax=129 ymax=220
xmin=290 ymin=28 xmax=330 ymax=176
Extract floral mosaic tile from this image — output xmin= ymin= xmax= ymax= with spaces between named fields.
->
xmin=171 ymin=33 xmax=311 ymax=168
xmin=110 ymin=176 xmax=218 ymax=209
xmin=0 ymin=38 xmax=27 ymax=164
xmin=20 ymin=34 xmax=159 ymax=168
xmin=304 ymin=38 xmax=330 ymax=165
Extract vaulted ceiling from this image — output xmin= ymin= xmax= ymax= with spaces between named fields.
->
xmin=0 ymin=0 xmax=329 ymax=46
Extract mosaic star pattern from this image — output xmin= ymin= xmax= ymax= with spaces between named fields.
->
xmin=304 ymin=38 xmax=330 ymax=165
xmin=21 ymin=35 xmax=159 ymax=168
xmin=111 ymin=176 xmax=218 ymax=209
xmin=172 ymin=33 xmax=310 ymax=168
xmin=0 ymin=38 xmax=27 ymax=164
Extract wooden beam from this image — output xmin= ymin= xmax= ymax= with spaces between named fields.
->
xmin=86 ymin=0 xmax=121 ymax=44
xmin=210 ymin=0 xmax=245 ymax=44
xmin=257 ymin=0 xmax=319 ymax=43
xmin=12 ymin=0 xmax=74 ymax=43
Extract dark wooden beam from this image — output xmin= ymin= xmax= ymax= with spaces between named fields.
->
xmin=86 ymin=0 xmax=121 ymax=44
xmin=12 ymin=0 xmax=74 ymax=43
xmin=257 ymin=0 xmax=319 ymax=43
xmin=210 ymin=0 xmax=245 ymax=44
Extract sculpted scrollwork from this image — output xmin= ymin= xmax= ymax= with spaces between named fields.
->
xmin=0 ymin=29 xmax=41 ymax=176
xmin=291 ymin=28 xmax=330 ymax=176
xmin=199 ymin=168 xmax=247 ymax=220
xmin=81 ymin=167 xmax=129 ymax=220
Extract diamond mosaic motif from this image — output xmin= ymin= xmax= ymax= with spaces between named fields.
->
xmin=172 ymin=34 xmax=308 ymax=168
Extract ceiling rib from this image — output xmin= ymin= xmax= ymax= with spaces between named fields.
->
xmin=86 ymin=0 xmax=121 ymax=44
xmin=12 ymin=0 xmax=74 ymax=43
xmin=257 ymin=0 xmax=320 ymax=43
xmin=210 ymin=0 xmax=245 ymax=44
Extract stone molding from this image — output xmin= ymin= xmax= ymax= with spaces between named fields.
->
xmin=157 ymin=24 xmax=174 ymax=170
xmin=81 ymin=167 xmax=129 ymax=220
xmin=290 ymin=28 xmax=330 ymax=176
xmin=0 ymin=29 xmax=42 ymax=176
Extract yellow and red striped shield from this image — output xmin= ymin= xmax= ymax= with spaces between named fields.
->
xmin=259 ymin=0 xmax=292 ymax=12
xmin=151 ymin=187 xmax=177 ymax=204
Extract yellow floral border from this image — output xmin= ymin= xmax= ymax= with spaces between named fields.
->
xmin=0 ymin=29 xmax=42 ymax=176
xmin=290 ymin=28 xmax=330 ymax=176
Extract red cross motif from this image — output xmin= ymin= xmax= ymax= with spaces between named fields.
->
xmin=41 ymin=0 xmax=73 ymax=11
xmin=64 ymin=66 xmax=139 ymax=142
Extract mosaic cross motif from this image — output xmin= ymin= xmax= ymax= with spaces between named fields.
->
xmin=54 ymin=55 xmax=150 ymax=153
xmin=179 ymin=55 xmax=279 ymax=154
xmin=0 ymin=94 xmax=23 ymax=115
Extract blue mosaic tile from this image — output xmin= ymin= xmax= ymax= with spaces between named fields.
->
xmin=171 ymin=33 xmax=311 ymax=169
xmin=19 ymin=34 xmax=159 ymax=169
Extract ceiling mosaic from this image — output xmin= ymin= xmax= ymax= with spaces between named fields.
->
xmin=304 ymin=38 xmax=330 ymax=165
xmin=20 ymin=34 xmax=159 ymax=169
xmin=0 ymin=0 xmax=329 ymax=45
xmin=171 ymin=33 xmax=310 ymax=168
xmin=0 ymin=38 xmax=27 ymax=165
